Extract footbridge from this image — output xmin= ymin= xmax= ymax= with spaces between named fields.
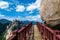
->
xmin=7 ymin=22 xmax=60 ymax=40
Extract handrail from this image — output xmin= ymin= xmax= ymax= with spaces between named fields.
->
xmin=37 ymin=22 xmax=60 ymax=40
xmin=43 ymin=25 xmax=55 ymax=34
xmin=7 ymin=22 xmax=32 ymax=40
xmin=56 ymin=35 xmax=60 ymax=40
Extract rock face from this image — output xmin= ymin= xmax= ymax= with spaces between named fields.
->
xmin=6 ymin=20 xmax=22 ymax=40
xmin=40 ymin=0 xmax=60 ymax=27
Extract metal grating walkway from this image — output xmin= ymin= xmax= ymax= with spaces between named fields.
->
xmin=34 ymin=25 xmax=42 ymax=40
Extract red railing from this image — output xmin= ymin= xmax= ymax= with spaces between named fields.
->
xmin=37 ymin=22 xmax=60 ymax=40
xmin=7 ymin=22 xmax=32 ymax=40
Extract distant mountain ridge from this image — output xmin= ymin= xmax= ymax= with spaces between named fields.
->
xmin=0 ymin=19 xmax=12 ymax=40
xmin=0 ymin=19 xmax=11 ymax=24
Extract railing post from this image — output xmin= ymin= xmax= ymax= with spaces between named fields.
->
xmin=53 ymin=31 xmax=56 ymax=40
xmin=44 ymin=26 xmax=46 ymax=40
xmin=24 ymin=29 xmax=26 ymax=40
xmin=18 ymin=33 xmax=22 ymax=40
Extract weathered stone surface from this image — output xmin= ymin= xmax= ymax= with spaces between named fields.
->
xmin=6 ymin=20 xmax=21 ymax=40
xmin=40 ymin=0 xmax=60 ymax=26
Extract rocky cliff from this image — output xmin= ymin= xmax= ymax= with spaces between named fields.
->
xmin=40 ymin=0 xmax=60 ymax=27
xmin=6 ymin=20 xmax=22 ymax=40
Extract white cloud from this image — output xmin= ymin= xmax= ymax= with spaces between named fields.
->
xmin=0 ymin=14 xmax=5 ymax=17
xmin=29 ymin=11 xmax=33 ymax=14
xmin=0 ymin=14 xmax=26 ymax=21
xmin=26 ymin=0 xmax=41 ymax=11
xmin=0 ymin=1 xmax=9 ymax=9
xmin=4 ymin=8 xmax=14 ymax=11
xmin=26 ymin=15 xmax=40 ymax=21
xmin=16 ymin=5 xmax=25 ymax=12
xmin=26 ymin=15 xmax=43 ymax=22
xmin=0 ymin=14 xmax=42 ymax=22
xmin=0 ymin=13 xmax=12 ymax=21
xmin=0 ymin=14 xmax=9 ymax=20
xmin=5 ymin=16 xmax=26 ymax=21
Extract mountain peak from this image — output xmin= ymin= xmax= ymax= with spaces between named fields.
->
xmin=0 ymin=19 xmax=11 ymax=24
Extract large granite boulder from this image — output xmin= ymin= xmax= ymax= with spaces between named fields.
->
xmin=40 ymin=0 xmax=60 ymax=27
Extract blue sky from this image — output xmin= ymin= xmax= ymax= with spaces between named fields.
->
xmin=0 ymin=0 xmax=42 ymax=22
